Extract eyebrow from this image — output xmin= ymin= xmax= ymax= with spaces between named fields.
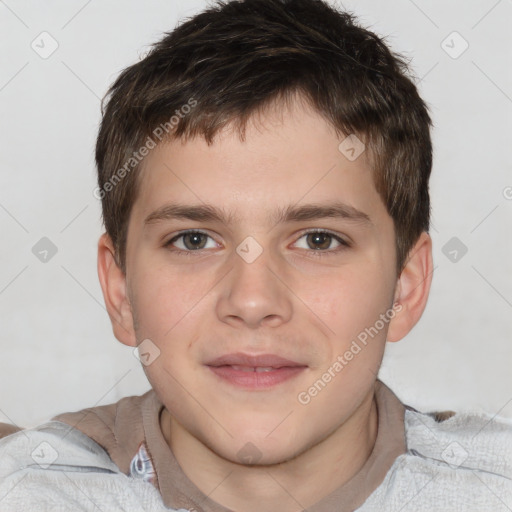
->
xmin=144 ymin=201 xmax=372 ymax=228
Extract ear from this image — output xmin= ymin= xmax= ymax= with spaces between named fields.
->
xmin=387 ymin=232 xmax=433 ymax=342
xmin=97 ymin=233 xmax=137 ymax=347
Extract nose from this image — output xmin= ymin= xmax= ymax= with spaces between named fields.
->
xmin=215 ymin=243 xmax=293 ymax=329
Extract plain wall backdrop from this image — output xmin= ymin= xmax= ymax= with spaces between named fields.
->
xmin=0 ymin=0 xmax=511 ymax=428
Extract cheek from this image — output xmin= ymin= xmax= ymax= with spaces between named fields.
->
xmin=301 ymin=264 xmax=393 ymax=341
xmin=130 ymin=262 xmax=210 ymax=340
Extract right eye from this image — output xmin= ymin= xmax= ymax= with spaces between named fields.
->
xmin=165 ymin=230 xmax=219 ymax=252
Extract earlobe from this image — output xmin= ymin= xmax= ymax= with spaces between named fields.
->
xmin=387 ymin=232 xmax=433 ymax=343
xmin=97 ymin=233 xmax=137 ymax=347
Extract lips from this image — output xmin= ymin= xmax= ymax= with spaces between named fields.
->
xmin=206 ymin=352 xmax=307 ymax=389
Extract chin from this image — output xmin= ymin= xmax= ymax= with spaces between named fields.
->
xmin=209 ymin=427 xmax=307 ymax=467
xmin=224 ymin=442 xmax=303 ymax=467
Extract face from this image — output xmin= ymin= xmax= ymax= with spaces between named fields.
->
xmin=122 ymin=99 xmax=400 ymax=464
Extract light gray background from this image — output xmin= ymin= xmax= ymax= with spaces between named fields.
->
xmin=0 ymin=0 xmax=511 ymax=428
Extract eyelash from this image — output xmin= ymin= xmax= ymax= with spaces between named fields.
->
xmin=164 ymin=229 xmax=351 ymax=259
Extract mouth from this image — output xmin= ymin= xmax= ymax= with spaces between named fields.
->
xmin=206 ymin=353 xmax=307 ymax=389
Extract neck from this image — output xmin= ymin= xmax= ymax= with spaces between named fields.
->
xmin=160 ymin=387 xmax=379 ymax=512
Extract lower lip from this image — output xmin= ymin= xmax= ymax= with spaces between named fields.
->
xmin=207 ymin=365 xmax=306 ymax=389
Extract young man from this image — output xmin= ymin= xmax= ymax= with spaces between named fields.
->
xmin=1 ymin=0 xmax=511 ymax=510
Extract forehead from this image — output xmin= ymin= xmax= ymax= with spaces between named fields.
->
xmin=131 ymin=98 xmax=388 ymax=229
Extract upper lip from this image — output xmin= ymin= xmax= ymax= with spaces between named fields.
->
xmin=206 ymin=352 xmax=306 ymax=368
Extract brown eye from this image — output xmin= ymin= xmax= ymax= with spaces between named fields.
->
xmin=167 ymin=231 xmax=217 ymax=251
xmin=293 ymin=230 xmax=349 ymax=255
xmin=182 ymin=232 xmax=208 ymax=250
xmin=306 ymin=232 xmax=333 ymax=250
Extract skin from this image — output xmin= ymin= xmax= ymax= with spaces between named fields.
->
xmin=98 ymin=96 xmax=433 ymax=512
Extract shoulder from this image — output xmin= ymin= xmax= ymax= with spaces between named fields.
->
xmin=360 ymin=408 xmax=512 ymax=511
xmin=0 ymin=390 xmax=156 ymax=474
xmin=52 ymin=390 xmax=157 ymax=474
xmin=404 ymin=407 xmax=512 ymax=477
xmin=0 ymin=421 xmax=182 ymax=511
xmin=0 ymin=420 xmax=119 ymax=478
xmin=0 ymin=391 xmax=183 ymax=512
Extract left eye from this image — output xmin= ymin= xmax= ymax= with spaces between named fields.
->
xmin=293 ymin=231 xmax=346 ymax=251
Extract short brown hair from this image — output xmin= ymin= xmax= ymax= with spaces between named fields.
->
xmin=95 ymin=0 xmax=432 ymax=275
